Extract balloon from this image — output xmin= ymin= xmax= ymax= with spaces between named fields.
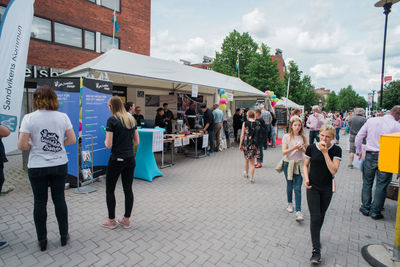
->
xmin=274 ymin=98 xmax=278 ymax=102
xmin=221 ymin=94 xmax=228 ymax=100
xmin=270 ymin=91 xmax=274 ymax=96
xmin=220 ymin=98 xmax=227 ymax=104
xmin=220 ymin=104 xmax=226 ymax=111
xmin=265 ymin=91 xmax=270 ymax=95
xmin=271 ymin=102 xmax=276 ymax=107
xmin=220 ymin=89 xmax=225 ymax=95
xmin=272 ymin=95 xmax=276 ymax=99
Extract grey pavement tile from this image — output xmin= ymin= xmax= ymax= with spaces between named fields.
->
xmin=0 ymin=131 xmax=397 ymax=266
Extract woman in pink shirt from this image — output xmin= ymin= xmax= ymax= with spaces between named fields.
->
xmin=281 ymin=117 xmax=308 ymax=221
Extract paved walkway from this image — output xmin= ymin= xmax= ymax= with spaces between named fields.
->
xmin=0 ymin=132 xmax=396 ymax=266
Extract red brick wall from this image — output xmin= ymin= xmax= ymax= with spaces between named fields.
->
xmin=271 ymin=56 xmax=286 ymax=80
xmin=0 ymin=0 xmax=150 ymax=69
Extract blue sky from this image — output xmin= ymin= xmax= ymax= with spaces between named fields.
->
xmin=151 ymin=0 xmax=400 ymax=99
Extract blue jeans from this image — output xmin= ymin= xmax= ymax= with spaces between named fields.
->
xmin=271 ymin=126 xmax=276 ymax=146
xmin=361 ymin=152 xmax=392 ymax=216
xmin=283 ymin=161 xmax=303 ymax=212
xmin=309 ymin=130 xmax=319 ymax=145
xmin=335 ymin=128 xmax=340 ymax=141
xmin=28 ymin=164 xmax=68 ymax=242
xmin=257 ymin=145 xmax=263 ymax=163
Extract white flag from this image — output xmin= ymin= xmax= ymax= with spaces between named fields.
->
xmin=0 ymin=0 xmax=35 ymax=153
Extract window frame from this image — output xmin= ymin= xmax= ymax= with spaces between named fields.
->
xmin=100 ymin=0 xmax=121 ymax=13
xmin=54 ymin=21 xmax=83 ymax=48
xmin=83 ymin=30 xmax=96 ymax=51
xmin=29 ymin=15 xmax=53 ymax=43
xmin=100 ymin=33 xmax=120 ymax=53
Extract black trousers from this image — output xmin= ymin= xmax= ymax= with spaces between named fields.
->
xmin=28 ymin=164 xmax=68 ymax=242
xmin=309 ymin=130 xmax=320 ymax=145
xmin=306 ymin=187 xmax=333 ymax=250
xmin=106 ymin=157 xmax=135 ymax=219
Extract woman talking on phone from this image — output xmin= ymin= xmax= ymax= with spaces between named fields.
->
xmin=303 ymin=124 xmax=341 ymax=264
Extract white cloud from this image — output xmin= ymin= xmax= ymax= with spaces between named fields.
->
xmin=310 ymin=64 xmax=347 ymax=79
xmin=297 ymin=31 xmax=340 ymax=53
xmin=239 ymin=8 xmax=270 ymax=38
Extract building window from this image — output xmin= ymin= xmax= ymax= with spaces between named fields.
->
xmin=0 ymin=6 xmax=5 ymax=22
xmin=101 ymin=0 xmax=120 ymax=12
xmin=31 ymin=16 xmax=52 ymax=41
xmin=54 ymin=22 xmax=82 ymax=48
xmin=101 ymin=34 xmax=119 ymax=52
xmin=87 ymin=0 xmax=95 ymax=2
xmin=84 ymin=30 xmax=95 ymax=50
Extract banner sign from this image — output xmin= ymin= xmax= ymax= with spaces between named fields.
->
xmin=0 ymin=0 xmax=35 ymax=153
xmin=384 ymin=76 xmax=392 ymax=82
xmin=191 ymin=84 xmax=198 ymax=98
xmin=81 ymin=78 xmax=112 ymax=177
xmin=37 ymin=78 xmax=81 ymax=179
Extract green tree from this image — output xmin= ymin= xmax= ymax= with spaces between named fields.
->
xmin=212 ymin=30 xmax=258 ymax=78
xmin=325 ymin=91 xmax=339 ymax=111
xmin=382 ymin=80 xmax=400 ymax=110
xmin=244 ymin=43 xmax=284 ymax=96
xmin=338 ymin=85 xmax=367 ymax=111
xmin=284 ymin=61 xmax=317 ymax=110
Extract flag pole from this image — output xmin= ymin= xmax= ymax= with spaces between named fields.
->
xmin=238 ymin=54 xmax=240 ymax=79
xmin=112 ymin=0 xmax=116 ymax=48
xmin=285 ymin=74 xmax=290 ymax=108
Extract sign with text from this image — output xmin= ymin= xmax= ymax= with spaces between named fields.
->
xmin=275 ymin=107 xmax=288 ymax=127
xmin=191 ymin=84 xmax=198 ymax=98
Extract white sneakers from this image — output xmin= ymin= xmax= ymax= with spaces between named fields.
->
xmin=286 ymin=203 xmax=294 ymax=213
xmin=286 ymin=204 xmax=304 ymax=221
xmin=296 ymin=211 xmax=304 ymax=221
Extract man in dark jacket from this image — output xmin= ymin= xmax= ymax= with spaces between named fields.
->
xmin=200 ymin=103 xmax=214 ymax=155
xmin=163 ymin=103 xmax=174 ymax=134
xmin=255 ymin=109 xmax=266 ymax=168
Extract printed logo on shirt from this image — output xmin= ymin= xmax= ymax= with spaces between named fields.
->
xmin=40 ymin=129 xmax=62 ymax=152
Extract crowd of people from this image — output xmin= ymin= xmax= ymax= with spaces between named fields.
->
xmin=0 ymin=84 xmax=399 ymax=264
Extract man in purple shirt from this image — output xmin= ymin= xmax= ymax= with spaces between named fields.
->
xmin=306 ymin=105 xmax=324 ymax=144
xmin=355 ymin=105 xmax=400 ymax=220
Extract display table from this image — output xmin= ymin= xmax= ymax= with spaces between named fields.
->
xmin=134 ymin=129 xmax=164 ymax=182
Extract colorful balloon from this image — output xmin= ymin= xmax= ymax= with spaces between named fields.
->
xmin=270 ymin=91 xmax=274 ymax=96
xmin=265 ymin=90 xmax=270 ymax=95
xmin=220 ymin=104 xmax=226 ymax=111
xmin=272 ymin=95 xmax=276 ymax=99
xmin=220 ymin=98 xmax=227 ymax=104
xmin=271 ymin=102 xmax=276 ymax=107
xmin=221 ymin=94 xmax=228 ymax=100
xmin=220 ymin=89 xmax=225 ymax=95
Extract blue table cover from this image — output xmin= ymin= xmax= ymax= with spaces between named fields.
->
xmin=134 ymin=128 xmax=164 ymax=181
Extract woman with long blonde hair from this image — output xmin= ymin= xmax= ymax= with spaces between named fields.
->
xmin=101 ymin=96 xmax=139 ymax=229
xmin=281 ymin=117 xmax=307 ymax=221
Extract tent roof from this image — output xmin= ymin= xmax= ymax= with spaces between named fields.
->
xmin=275 ymin=97 xmax=304 ymax=110
xmin=61 ymin=49 xmax=266 ymax=97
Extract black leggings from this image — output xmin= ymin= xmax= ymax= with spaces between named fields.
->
xmin=306 ymin=187 xmax=333 ymax=250
xmin=106 ymin=157 xmax=135 ymax=219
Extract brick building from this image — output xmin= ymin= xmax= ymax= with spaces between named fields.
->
xmin=314 ymin=87 xmax=331 ymax=99
xmin=0 ymin=0 xmax=150 ymax=112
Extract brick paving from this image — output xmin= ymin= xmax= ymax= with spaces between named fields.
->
xmin=0 ymin=131 xmax=396 ymax=266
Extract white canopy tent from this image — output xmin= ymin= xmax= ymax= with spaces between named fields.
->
xmin=275 ymin=97 xmax=304 ymax=111
xmin=61 ymin=49 xmax=266 ymax=98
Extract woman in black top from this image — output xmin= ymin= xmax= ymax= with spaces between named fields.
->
xmin=233 ymin=108 xmax=242 ymax=143
xmin=303 ymin=124 xmax=341 ymax=264
xmin=102 ymin=96 xmax=139 ymax=229
xmin=155 ymin=108 xmax=166 ymax=129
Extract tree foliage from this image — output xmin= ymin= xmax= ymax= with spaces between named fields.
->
xmin=284 ymin=61 xmax=317 ymax=110
xmin=212 ymin=30 xmax=258 ymax=78
xmin=325 ymin=91 xmax=339 ymax=111
xmin=338 ymin=85 xmax=367 ymax=111
xmin=382 ymin=80 xmax=400 ymax=110
xmin=244 ymin=43 xmax=284 ymax=96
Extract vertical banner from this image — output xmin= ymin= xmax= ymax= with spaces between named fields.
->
xmin=37 ymin=78 xmax=81 ymax=179
xmin=81 ymin=78 xmax=112 ymax=177
xmin=0 ymin=0 xmax=35 ymax=153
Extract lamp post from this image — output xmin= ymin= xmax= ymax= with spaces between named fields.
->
xmin=375 ymin=0 xmax=399 ymax=109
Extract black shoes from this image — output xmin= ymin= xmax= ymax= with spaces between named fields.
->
xmin=39 ymin=240 xmax=47 ymax=251
xmin=371 ymin=213 xmax=384 ymax=220
xmin=310 ymin=249 xmax=321 ymax=264
xmin=61 ymin=235 xmax=69 ymax=246
xmin=359 ymin=208 xmax=369 ymax=216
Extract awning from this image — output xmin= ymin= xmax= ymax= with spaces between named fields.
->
xmin=275 ymin=97 xmax=304 ymax=110
xmin=61 ymin=49 xmax=266 ymax=97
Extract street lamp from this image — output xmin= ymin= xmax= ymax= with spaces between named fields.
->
xmin=375 ymin=0 xmax=400 ymax=109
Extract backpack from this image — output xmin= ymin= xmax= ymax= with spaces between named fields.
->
xmin=248 ymin=121 xmax=264 ymax=147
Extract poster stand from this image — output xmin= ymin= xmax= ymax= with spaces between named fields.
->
xmin=74 ymin=134 xmax=96 ymax=194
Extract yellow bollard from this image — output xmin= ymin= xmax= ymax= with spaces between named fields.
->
xmin=378 ymin=132 xmax=400 ymax=261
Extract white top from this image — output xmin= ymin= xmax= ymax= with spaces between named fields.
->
xmin=282 ymin=133 xmax=307 ymax=161
xmin=20 ymin=110 xmax=72 ymax=168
